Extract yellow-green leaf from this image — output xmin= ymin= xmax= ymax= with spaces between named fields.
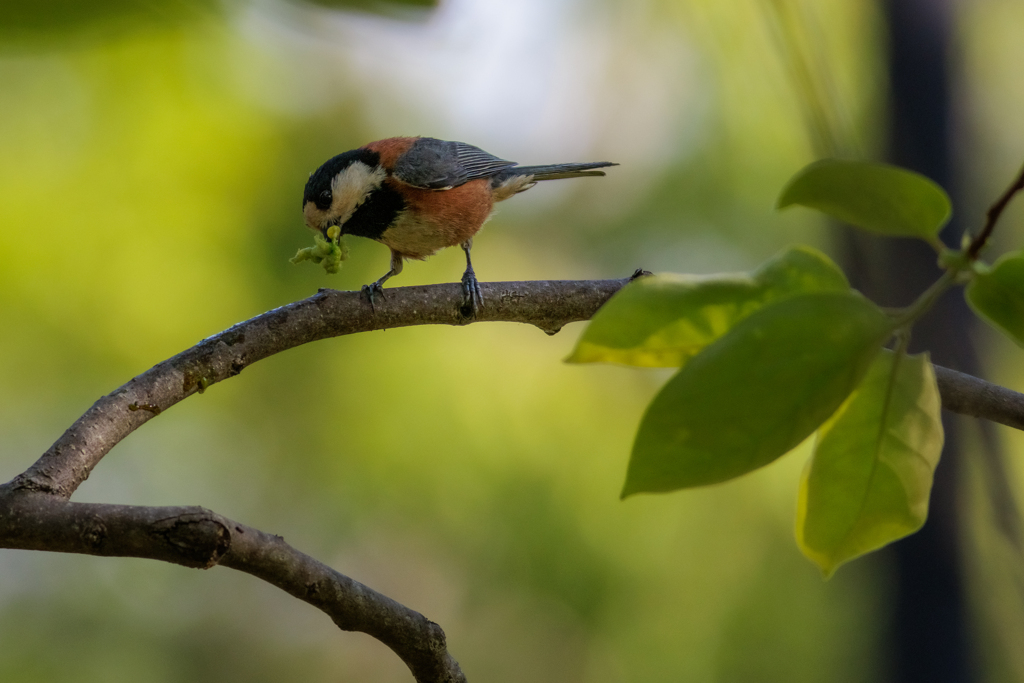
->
xmin=796 ymin=351 xmax=943 ymax=577
xmin=567 ymin=246 xmax=848 ymax=367
xmin=622 ymin=292 xmax=892 ymax=495
xmin=965 ymin=251 xmax=1024 ymax=346
xmin=778 ymin=159 xmax=951 ymax=239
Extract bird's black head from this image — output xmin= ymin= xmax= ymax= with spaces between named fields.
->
xmin=302 ymin=148 xmax=388 ymax=235
xmin=303 ymin=148 xmax=381 ymax=210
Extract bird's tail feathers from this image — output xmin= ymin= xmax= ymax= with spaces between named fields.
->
xmin=511 ymin=161 xmax=618 ymax=181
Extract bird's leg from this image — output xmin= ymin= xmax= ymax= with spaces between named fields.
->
xmin=362 ymin=249 xmax=404 ymax=311
xmin=460 ymin=239 xmax=483 ymax=318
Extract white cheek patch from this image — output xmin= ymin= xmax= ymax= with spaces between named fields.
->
xmin=329 ymin=162 xmax=387 ymax=226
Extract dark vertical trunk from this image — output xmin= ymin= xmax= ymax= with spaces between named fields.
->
xmin=842 ymin=1 xmax=976 ymax=681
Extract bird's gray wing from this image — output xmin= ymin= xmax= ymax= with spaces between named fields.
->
xmin=392 ymin=138 xmax=518 ymax=189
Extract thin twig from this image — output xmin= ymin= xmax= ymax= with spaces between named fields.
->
xmin=966 ymin=161 xmax=1024 ymax=260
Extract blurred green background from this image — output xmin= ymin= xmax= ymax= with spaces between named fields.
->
xmin=2 ymin=0 xmax=1024 ymax=681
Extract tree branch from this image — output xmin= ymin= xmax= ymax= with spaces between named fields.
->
xmin=933 ymin=365 xmax=1024 ymax=431
xmin=4 ymin=275 xmax=1024 ymax=683
xmin=0 ymin=491 xmax=464 ymax=683
xmin=12 ymin=278 xmax=628 ymax=499
xmin=1 ymin=277 xmax=628 ymax=683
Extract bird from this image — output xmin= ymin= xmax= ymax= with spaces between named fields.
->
xmin=301 ymin=136 xmax=617 ymax=315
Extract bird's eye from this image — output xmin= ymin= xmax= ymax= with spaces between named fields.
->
xmin=316 ymin=189 xmax=332 ymax=210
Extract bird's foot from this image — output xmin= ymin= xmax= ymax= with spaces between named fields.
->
xmin=361 ymin=281 xmax=386 ymax=311
xmin=460 ymin=268 xmax=483 ymax=319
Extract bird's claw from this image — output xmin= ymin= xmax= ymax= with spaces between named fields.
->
xmin=361 ymin=282 xmax=386 ymax=311
xmin=460 ymin=269 xmax=484 ymax=318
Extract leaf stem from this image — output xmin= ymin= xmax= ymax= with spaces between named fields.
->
xmin=895 ymin=160 xmax=1024 ymax=338
xmin=890 ymin=269 xmax=958 ymax=330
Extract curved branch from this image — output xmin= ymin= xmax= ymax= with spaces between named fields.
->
xmin=0 ymin=490 xmax=464 ymax=683
xmin=11 ymin=277 xmax=1024 ymax=500
xmin=5 ymin=276 xmax=1024 ymax=683
xmin=12 ymin=278 xmax=629 ymax=499
xmin=0 ymin=278 xmax=628 ymax=683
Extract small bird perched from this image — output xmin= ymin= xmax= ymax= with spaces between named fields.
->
xmin=301 ymin=136 xmax=616 ymax=315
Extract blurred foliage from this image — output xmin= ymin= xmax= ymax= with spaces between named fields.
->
xmin=303 ymin=0 xmax=436 ymax=12
xmin=0 ymin=0 xmax=1022 ymax=682
xmin=0 ymin=0 xmax=434 ymax=43
xmin=0 ymin=0 xmax=216 ymax=42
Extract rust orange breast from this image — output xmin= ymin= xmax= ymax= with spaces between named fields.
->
xmin=379 ymin=178 xmax=494 ymax=260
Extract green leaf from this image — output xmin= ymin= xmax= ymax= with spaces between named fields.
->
xmin=623 ymin=292 xmax=893 ymax=495
xmin=778 ymin=159 xmax=951 ymax=239
xmin=796 ymin=351 xmax=943 ymax=578
xmin=567 ymin=246 xmax=848 ymax=367
xmin=965 ymin=251 xmax=1024 ymax=346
